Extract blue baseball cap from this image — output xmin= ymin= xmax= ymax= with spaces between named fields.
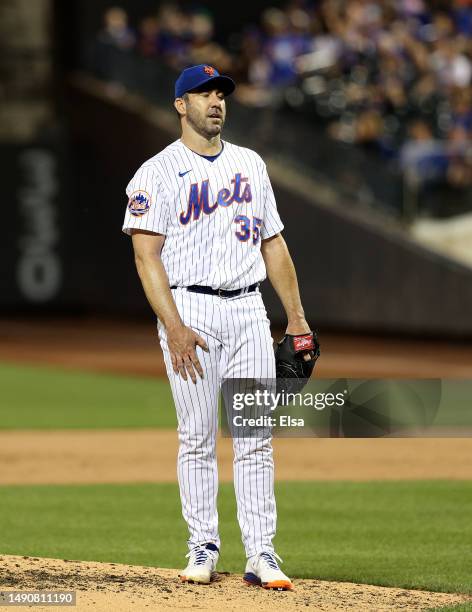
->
xmin=175 ymin=64 xmax=235 ymax=99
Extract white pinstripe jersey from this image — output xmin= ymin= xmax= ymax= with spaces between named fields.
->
xmin=122 ymin=139 xmax=284 ymax=290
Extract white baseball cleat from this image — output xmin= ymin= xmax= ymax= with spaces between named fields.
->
xmin=243 ymin=551 xmax=294 ymax=591
xmin=180 ymin=543 xmax=219 ymax=584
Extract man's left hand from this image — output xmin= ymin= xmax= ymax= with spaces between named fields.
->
xmin=285 ymin=318 xmax=312 ymax=360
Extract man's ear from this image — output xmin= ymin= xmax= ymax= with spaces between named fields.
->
xmin=174 ymin=97 xmax=186 ymax=118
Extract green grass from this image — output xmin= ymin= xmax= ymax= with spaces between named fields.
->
xmin=0 ymin=481 xmax=471 ymax=593
xmin=0 ymin=362 xmax=176 ymax=429
xmin=2 ymin=362 xmax=471 ymax=432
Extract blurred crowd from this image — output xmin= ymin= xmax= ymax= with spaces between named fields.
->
xmin=91 ymin=1 xmax=472 ymax=192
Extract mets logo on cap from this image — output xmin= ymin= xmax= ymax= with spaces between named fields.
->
xmin=128 ymin=190 xmax=151 ymax=217
xmin=203 ymin=65 xmax=215 ymax=76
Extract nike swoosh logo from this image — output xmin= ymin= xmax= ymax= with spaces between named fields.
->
xmin=179 ymin=170 xmax=191 ymax=177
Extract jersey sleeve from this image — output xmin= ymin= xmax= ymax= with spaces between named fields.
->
xmin=122 ymin=164 xmax=169 ymax=235
xmin=261 ymin=164 xmax=284 ymax=239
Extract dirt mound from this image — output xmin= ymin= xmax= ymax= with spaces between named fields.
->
xmin=0 ymin=555 xmax=468 ymax=611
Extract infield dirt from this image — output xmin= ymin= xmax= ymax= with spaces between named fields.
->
xmin=1 ymin=555 xmax=470 ymax=612
xmin=1 ymin=431 xmax=472 ymax=485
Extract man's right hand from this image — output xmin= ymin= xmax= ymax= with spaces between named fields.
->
xmin=166 ymin=323 xmax=209 ymax=384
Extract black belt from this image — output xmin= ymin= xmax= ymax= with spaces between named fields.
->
xmin=170 ymin=283 xmax=259 ymax=298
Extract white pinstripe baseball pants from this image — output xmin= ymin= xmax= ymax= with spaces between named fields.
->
xmin=158 ymin=287 xmax=276 ymax=558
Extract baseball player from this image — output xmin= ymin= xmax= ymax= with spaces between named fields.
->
xmin=123 ymin=64 xmax=313 ymax=591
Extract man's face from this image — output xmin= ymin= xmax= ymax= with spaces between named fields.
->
xmin=180 ymin=85 xmax=226 ymax=138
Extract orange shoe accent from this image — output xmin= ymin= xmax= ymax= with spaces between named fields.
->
xmin=263 ymin=580 xmax=294 ymax=591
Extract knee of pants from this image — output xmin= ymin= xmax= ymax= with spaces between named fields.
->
xmin=232 ymin=436 xmax=273 ymax=462
xmin=178 ymin=429 xmax=216 ymax=458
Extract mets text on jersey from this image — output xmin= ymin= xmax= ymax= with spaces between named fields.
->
xmin=179 ymin=173 xmax=252 ymax=225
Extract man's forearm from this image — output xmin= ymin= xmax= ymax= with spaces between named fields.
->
xmin=134 ymin=253 xmax=183 ymax=330
xmin=261 ymin=234 xmax=307 ymax=326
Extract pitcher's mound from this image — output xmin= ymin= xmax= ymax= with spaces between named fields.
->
xmin=0 ymin=555 xmax=468 ymax=611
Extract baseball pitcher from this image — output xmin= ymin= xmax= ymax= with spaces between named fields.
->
xmin=123 ymin=64 xmax=317 ymax=591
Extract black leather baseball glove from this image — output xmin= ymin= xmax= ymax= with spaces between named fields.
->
xmin=274 ymin=331 xmax=320 ymax=397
